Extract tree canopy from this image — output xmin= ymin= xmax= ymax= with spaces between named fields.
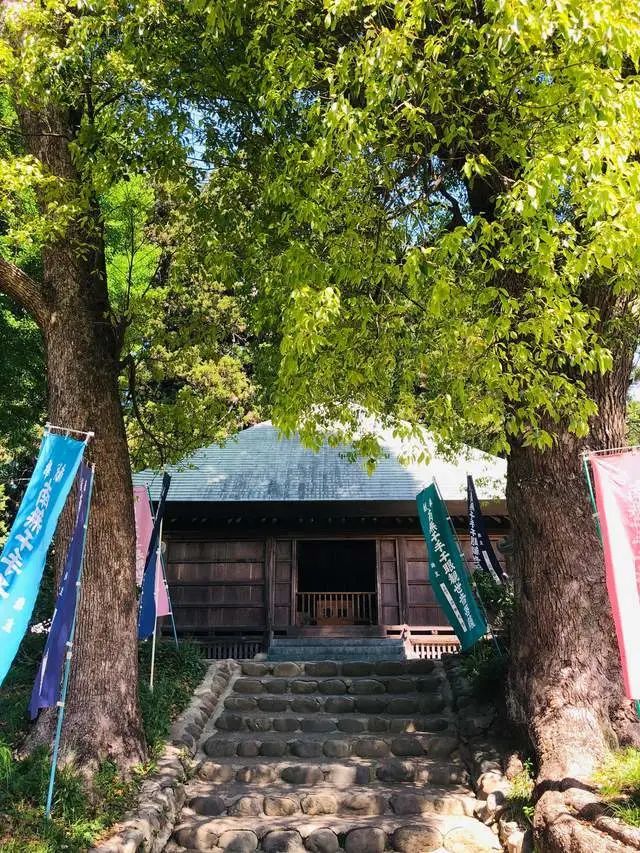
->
xmin=189 ymin=0 xmax=640 ymax=458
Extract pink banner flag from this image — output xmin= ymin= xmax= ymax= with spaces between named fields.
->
xmin=590 ymin=451 xmax=640 ymax=699
xmin=133 ymin=487 xmax=153 ymax=586
xmin=133 ymin=487 xmax=170 ymax=617
xmin=155 ymin=544 xmax=171 ymax=617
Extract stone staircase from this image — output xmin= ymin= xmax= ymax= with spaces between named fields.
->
xmin=267 ymin=637 xmax=406 ymax=662
xmin=168 ymin=659 xmax=501 ymax=853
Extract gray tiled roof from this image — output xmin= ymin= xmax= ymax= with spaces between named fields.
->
xmin=133 ymin=421 xmax=506 ymax=504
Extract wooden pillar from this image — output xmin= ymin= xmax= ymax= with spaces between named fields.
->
xmin=397 ymin=536 xmax=410 ymax=625
xmin=290 ymin=539 xmax=298 ymax=631
xmin=265 ymin=536 xmax=276 ymax=634
xmin=375 ymin=539 xmax=383 ymax=626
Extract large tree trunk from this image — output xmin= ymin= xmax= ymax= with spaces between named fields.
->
xmin=39 ymin=248 xmax=146 ymax=769
xmin=507 ymin=343 xmax=640 ymax=850
xmin=0 ymin=106 xmax=147 ymax=769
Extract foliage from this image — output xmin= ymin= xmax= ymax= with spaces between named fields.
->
xmin=474 ymin=572 xmax=515 ymax=639
xmin=505 ymin=760 xmax=536 ymax=827
xmin=460 ymin=638 xmax=509 ymax=703
xmin=138 ymin=639 xmax=207 ymax=758
xmin=594 ymin=748 xmax=640 ymax=827
xmin=627 ymin=400 xmax=640 ymax=447
xmin=0 ymin=634 xmax=205 ymax=851
xmin=187 ymin=0 xmax=640 ymax=461
xmin=0 ymin=2 xmax=259 ymax=472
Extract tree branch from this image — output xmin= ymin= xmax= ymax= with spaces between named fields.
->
xmin=0 ymin=258 xmax=49 ymax=329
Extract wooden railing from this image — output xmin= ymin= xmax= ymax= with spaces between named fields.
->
xmin=297 ymin=592 xmax=377 ymax=626
xmin=409 ymin=635 xmax=461 ymax=659
xmin=195 ymin=635 xmax=266 ymax=660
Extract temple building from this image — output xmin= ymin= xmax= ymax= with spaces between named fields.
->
xmin=134 ymin=421 xmax=507 ymax=659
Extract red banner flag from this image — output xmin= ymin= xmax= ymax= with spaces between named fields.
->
xmin=590 ymin=451 xmax=640 ymax=699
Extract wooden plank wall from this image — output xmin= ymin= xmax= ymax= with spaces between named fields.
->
xmin=166 ymin=539 xmax=266 ymax=632
xmin=165 ymin=531 xmax=507 ymax=635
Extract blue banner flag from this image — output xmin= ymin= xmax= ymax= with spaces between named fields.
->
xmin=467 ymin=475 xmax=507 ymax=584
xmin=0 ymin=431 xmax=86 ymax=686
xmin=417 ymin=483 xmax=487 ymax=651
xmin=138 ymin=473 xmax=171 ymax=640
xmin=29 ymin=462 xmax=94 ymax=719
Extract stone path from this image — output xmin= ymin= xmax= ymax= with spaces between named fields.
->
xmin=167 ymin=659 xmax=502 ymax=853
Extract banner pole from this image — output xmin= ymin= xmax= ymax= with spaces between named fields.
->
xmin=432 ymin=478 xmax=502 ymax=657
xmin=581 ymin=453 xmax=640 ymax=718
xmin=149 ymin=515 xmax=162 ymax=692
xmin=581 ymin=453 xmax=602 ymax=541
xmin=45 ymin=463 xmax=95 ymax=819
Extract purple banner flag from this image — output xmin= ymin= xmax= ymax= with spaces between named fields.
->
xmin=467 ymin=475 xmax=507 ymax=584
xmin=138 ymin=472 xmax=171 ymax=640
xmin=29 ymin=462 xmax=94 ymax=719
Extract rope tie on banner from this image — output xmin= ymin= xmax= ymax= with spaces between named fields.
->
xmin=45 ymin=423 xmax=95 ymax=440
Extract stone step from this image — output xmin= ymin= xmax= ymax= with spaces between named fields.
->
xmin=230 ymin=674 xmax=445 ymax=697
xmin=172 ymin=812 xmax=501 ymax=852
xmin=241 ymin=660 xmax=436 ymax=678
xmin=267 ymin=638 xmax=407 ymax=663
xmin=270 ymin=638 xmax=405 ymax=646
xmin=202 ymin=731 xmax=459 ymax=761
xmin=268 ymin=651 xmax=406 ymax=662
xmin=184 ymin=782 xmax=478 ymax=820
xmin=216 ymin=709 xmax=453 ymax=734
xmin=197 ymin=758 xmax=469 ymax=788
xmin=216 ymin=694 xmax=448 ymax=717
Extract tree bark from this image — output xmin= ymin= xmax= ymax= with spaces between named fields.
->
xmin=0 ymin=107 xmax=147 ymax=769
xmin=507 ymin=334 xmax=640 ymax=850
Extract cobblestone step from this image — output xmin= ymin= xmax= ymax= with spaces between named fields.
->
xmin=168 ymin=659 xmax=500 ymax=853
xmin=197 ymin=758 xmax=470 ymax=787
xmin=184 ymin=782 xmax=478 ymax=820
xmin=172 ymin=813 xmax=501 ymax=852
xmin=215 ymin=711 xmax=453 ymax=734
xmin=218 ymin=695 xmax=447 ymax=718
xmin=230 ymin=675 xmax=445 ymax=696
xmin=240 ymin=661 xmax=436 ymax=678
xmin=202 ymin=732 xmax=460 ymax=760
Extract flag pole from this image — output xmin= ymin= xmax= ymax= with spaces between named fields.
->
xmin=149 ymin=515 xmax=162 ymax=692
xmin=432 ymin=477 xmax=502 ymax=657
xmin=45 ymin=463 xmax=95 ymax=819
xmin=581 ymin=452 xmax=602 ymax=540
xmin=581 ymin=452 xmax=640 ymax=718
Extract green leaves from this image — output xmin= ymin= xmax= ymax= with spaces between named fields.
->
xmin=190 ymin=0 xmax=640 ymax=458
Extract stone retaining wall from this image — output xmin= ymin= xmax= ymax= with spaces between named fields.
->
xmin=442 ymin=655 xmax=531 ymax=853
xmin=93 ymin=659 xmax=239 ymax=853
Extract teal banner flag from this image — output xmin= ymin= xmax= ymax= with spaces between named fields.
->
xmin=417 ymin=483 xmax=487 ymax=650
xmin=0 ymin=430 xmax=86 ymax=686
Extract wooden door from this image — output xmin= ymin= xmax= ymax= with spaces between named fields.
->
xmin=273 ymin=539 xmax=294 ymax=628
xmin=378 ymin=539 xmax=401 ymax=626
xmin=403 ymin=537 xmax=449 ymax=627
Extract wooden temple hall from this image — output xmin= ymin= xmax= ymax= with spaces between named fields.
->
xmin=134 ymin=422 xmax=508 ymax=659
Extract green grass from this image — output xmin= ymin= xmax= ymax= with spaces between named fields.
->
xmin=504 ymin=760 xmax=535 ymax=826
xmin=593 ymin=747 xmax=640 ymax=827
xmin=0 ymin=636 xmax=206 ymax=852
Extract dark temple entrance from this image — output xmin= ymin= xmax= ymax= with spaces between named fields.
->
xmin=296 ymin=540 xmax=377 ymax=626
